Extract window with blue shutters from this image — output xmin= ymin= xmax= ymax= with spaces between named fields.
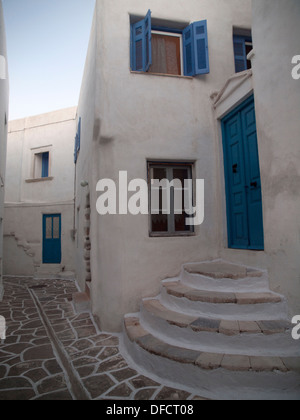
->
xmin=74 ymin=117 xmax=81 ymax=164
xmin=131 ymin=11 xmax=209 ymax=77
xmin=233 ymin=35 xmax=253 ymax=73
xmin=183 ymin=20 xmax=209 ymax=76
xmin=131 ymin=10 xmax=152 ymax=73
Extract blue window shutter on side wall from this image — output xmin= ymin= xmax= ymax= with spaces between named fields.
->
xmin=74 ymin=118 xmax=81 ymax=164
xmin=193 ymin=20 xmax=209 ymax=75
xmin=233 ymin=36 xmax=247 ymax=73
xmin=183 ymin=20 xmax=209 ymax=76
xmin=77 ymin=118 xmax=81 ymax=152
xmin=131 ymin=10 xmax=152 ymax=72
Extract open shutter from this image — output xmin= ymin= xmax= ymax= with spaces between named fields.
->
xmin=183 ymin=20 xmax=209 ymax=76
xmin=233 ymin=36 xmax=247 ymax=73
xmin=74 ymin=134 xmax=78 ymax=163
xmin=74 ymin=118 xmax=81 ymax=164
xmin=42 ymin=153 xmax=49 ymax=178
xmin=77 ymin=117 xmax=81 ymax=152
xmin=193 ymin=20 xmax=209 ymax=75
xmin=131 ymin=10 xmax=152 ymax=72
xmin=183 ymin=24 xmax=195 ymax=76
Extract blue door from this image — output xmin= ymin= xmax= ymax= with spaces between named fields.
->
xmin=222 ymin=96 xmax=264 ymax=250
xmin=43 ymin=214 xmax=62 ymax=264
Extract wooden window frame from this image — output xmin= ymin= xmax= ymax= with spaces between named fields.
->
xmin=147 ymin=161 xmax=196 ymax=237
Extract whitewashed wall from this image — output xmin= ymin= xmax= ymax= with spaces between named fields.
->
xmin=250 ymin=0 xmax=300 ymax=316
xmin=0 ymin=0 xmax=9 ymax=298
xmin=75 ymin=0 xmax=253 ymax=331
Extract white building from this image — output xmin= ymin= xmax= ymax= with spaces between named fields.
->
xmin=0 ymin=0 xmax=9 ymax=299
xmin=74 ymin=0 xmax=297 ymax=332
xmin=4 ymin=108 xmax=77 ymax=278
xmin=3 ymin=0 xmax=299 ymax=398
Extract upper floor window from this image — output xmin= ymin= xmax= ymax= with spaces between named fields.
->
xmin=34 ymin=151 xmax=50 ymax=179
xmin=131 ymin=10 xmax=209 ymax=77
xmin=233 ymin=34 xmax=253 ymax=73
xmin=26 ymin=146 xmax=53 ymax=183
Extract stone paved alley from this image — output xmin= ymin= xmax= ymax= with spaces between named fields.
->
xmin=0 ymin=277 xmax=205 ymax=400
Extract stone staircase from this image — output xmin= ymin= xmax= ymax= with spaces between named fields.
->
xmin=123 ymin=260 xmax=300 ymax=400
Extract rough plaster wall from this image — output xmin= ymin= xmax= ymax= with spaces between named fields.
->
xmin=75 ymin=6 xmax=97 ymax=294
xmin=84 ymin=0 xmax=253 ymax=331
xmin=251 ymin=0 xmax=300 ymax=315
xmin=0 ymin=0 xmax=9 ymax=298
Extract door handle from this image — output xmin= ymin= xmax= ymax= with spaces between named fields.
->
xmin=232 ymin=164 xmax=238 ymax=174
xmin=250 ymin=182 xmax=258 ymax=188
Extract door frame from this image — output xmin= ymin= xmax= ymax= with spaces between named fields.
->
xmin=221 ymin=95 xmax=264 ymax=251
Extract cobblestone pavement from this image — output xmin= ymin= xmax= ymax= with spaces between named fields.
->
xmin=0 ymin=277 xmax=205 ymax=400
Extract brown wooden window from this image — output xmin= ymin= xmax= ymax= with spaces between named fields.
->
xmin=148 ymin=162 xmax=195 ymax=236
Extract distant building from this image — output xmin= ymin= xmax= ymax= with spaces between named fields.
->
xmin=0 ymin=0 xmax=9 ymax=299
xmin=4 ymin=108 xmax=77 ymax=278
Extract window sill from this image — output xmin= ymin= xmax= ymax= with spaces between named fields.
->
xmin=131 ymin=71 xmax=193 ymax=80
xmin=149 ymin=232 xmax=195 ymax=238
xmin=26 ymin=177 xmax=54 ymax=183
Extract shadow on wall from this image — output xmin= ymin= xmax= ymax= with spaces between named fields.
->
xmin=3 ymin=235 xmax=35 ymax=276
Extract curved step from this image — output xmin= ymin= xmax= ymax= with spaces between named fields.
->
xmin=140 ymin=299 xmax=298 ymax=356
xmin=123 ymin=317 xmax=300 ymax=400
xmin=164 ymin=281 xmax=282 ymax=304
xmin=181 ymin=260 xmax=269 ymax=292
xmin=161 ymin=281 xmax=288 ymax=321
xmin=183 ymin=261 xmax=263 ymax=280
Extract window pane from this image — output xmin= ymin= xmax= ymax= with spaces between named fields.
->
xmin=175 ymin=213 xmax=190 ymax=232
xmin=153 ymin=167 xmax=167 ymax=181
xmin=150 ymin=34 xmax=181 ymax=76
xmin=151 ymin=214 xmax=168 ymax=232
xmin=45 ymin=217 xmax=52 ymax=239
xmin=53 ymin=217 xmax=60 ymax=239
xmin=173 ymin=168 xmax=189 ymax=184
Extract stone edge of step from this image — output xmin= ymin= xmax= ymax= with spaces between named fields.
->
xmin=141 ymin=298 xmax=291 ymax=336
xmin=163 ymin=281 xmax=283 ymax=305
xmin=124 ymin=317 xmax=300 ymax=374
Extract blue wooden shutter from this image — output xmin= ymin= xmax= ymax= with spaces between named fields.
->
xmin=131 ymin=10 xmax=152 ymax=72
xmin=77 ymin=117 xmax=81 ymax=152
xmin=74 ymin=118 xmax=81 ymax=164
xmin=193 ymin=20 xmax=209 ymax=75
xmin=42 ymin=152 xmax=49 ymax=178
xmin=233 ymin=36 xmax=247 ymax=73
xmin=183 ymin=20 xmax=209 ymax=76
xmin=183 ymin=24 xmax=195 ymax=76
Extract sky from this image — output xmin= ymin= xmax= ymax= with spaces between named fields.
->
xmin=2 ymin=0 xmax=95 ymax=120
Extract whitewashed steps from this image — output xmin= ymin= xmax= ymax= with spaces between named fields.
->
xmin=140 ymin=298 xmax=298 ymax=356
xmin=161 ymin=280 xmax=288 ymax=321
xmin=124 ymin=317 xmax=300 ymax=400
xmin=123 ymin=260 xmax=300 ymax=400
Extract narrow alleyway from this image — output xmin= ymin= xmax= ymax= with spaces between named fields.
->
xmin=0 ymin=277 xmax=205 ymax=400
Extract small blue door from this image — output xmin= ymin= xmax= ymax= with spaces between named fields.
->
xmin=222 ymin=96 xmax=264 ymax=250
xmin=43 ymin=214 xmax=61 ymax=264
